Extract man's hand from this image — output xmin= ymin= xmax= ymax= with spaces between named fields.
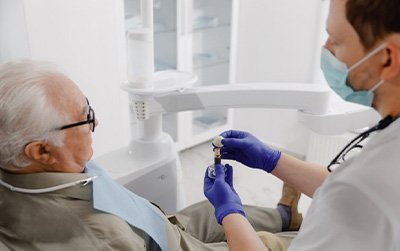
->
xmin=220 ymin=130 xmax=281 ymax=173
xmin=203 ymin=164 xmax=245 ymax=224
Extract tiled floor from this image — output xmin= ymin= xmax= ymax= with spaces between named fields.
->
xmin=178 ymin=140 xmax=312 ymax=215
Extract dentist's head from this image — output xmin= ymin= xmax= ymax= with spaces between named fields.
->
xmin=0 ymin=60 xmax=97 ymax=174
xmin=321 ymin=0 xmax=400 ymax=116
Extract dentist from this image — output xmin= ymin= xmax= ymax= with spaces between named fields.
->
xmin=204 ymin=0 xmax=400 ymax=250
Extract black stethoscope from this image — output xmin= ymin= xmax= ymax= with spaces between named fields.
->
xmin=327 ymin=115 xmax=398 ymax=172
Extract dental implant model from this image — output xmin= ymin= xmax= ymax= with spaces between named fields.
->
xmin=207 ymin=136 xmax=225 ymax=179
xmin=213 ymin=135 xmax=223 ymax=164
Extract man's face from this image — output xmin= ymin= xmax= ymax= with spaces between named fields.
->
xmin=48 ymin=76 xmax=97 ymax=173
xmin=325 ymin=0 xmax=383 ymax=91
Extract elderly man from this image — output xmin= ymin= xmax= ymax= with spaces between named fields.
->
xmin=205 ymin=0 xmax=400 ymax=250
xmin=0 ymin=60 xmax=301 ymax=251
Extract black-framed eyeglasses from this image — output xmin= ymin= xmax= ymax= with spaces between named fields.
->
xmin=59 ymin=98 xmax=96 ymax=132
xmin=327 ymin=115 xmax=396 ymax=172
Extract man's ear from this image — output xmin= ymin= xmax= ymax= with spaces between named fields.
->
xmin=24 ymin=141 xmax=56 ymax=166
xmin=381 ymin=42 xmax=400 ymax=81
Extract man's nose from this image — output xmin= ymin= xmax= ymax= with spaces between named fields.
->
xmin=324 ymin=39 xmax=334 ymax=55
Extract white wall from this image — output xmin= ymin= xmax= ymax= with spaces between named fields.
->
xmin=0 ymin=0 xmax=131 ymax=157
xmin=0 ymin=0 xmax=30 ymax=61
xmin=234 ymin=0 xmax=328 ymax=157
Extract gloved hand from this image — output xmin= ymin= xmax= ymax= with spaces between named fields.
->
xmin=204 ymin=164 xmax=245 ymax=225
xmin=220 ymin=130 xmax=281 ymax=173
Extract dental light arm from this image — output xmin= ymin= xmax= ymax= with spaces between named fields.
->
xmin=122 ymin=75 xmax=380 ymax=136
xmin=136 ymin=83 xmax=330 ymax=115
xmin=298 ymin=92 xmax=380 ymax=134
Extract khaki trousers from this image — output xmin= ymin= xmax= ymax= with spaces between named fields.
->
xmin=173 ymin=201 xmax=296 ymax=250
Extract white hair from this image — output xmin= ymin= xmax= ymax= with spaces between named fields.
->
xmin=0 ymin=59 xmax=68 ymax=171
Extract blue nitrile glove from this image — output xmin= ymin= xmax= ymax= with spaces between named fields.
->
xmin=220 ymin=130 xmax=281 ymax=173
xmin=203 ymin=164 xmax=245 ymax=225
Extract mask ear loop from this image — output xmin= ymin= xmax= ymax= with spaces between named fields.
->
xmin=368 ymin=79 xmax=385 ymax=94
xmin=348 ymin=43 xmax=388 ymax=72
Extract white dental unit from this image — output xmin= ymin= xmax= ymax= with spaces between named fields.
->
xmin=95 ymin=0 xmax=380 ymax=213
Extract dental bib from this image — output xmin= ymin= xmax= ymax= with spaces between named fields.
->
xmin=85 ymin=161 xmax=168 ymax=251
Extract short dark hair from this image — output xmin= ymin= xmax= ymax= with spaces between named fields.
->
xmin=346 ymin=0 xmax=400 ymax=49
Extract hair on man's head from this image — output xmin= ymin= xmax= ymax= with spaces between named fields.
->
xmin=0 ymin=60 xmax=67 ymax=171
xmin=346 ymin=0 xmax=400 ymax=49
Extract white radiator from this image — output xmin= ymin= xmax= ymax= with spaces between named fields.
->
xmin=306 ymin=132 xmax=359 ymax=166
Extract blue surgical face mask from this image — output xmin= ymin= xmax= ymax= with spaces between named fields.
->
xmin=320 ymin=43 xmax=387 ymax=106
